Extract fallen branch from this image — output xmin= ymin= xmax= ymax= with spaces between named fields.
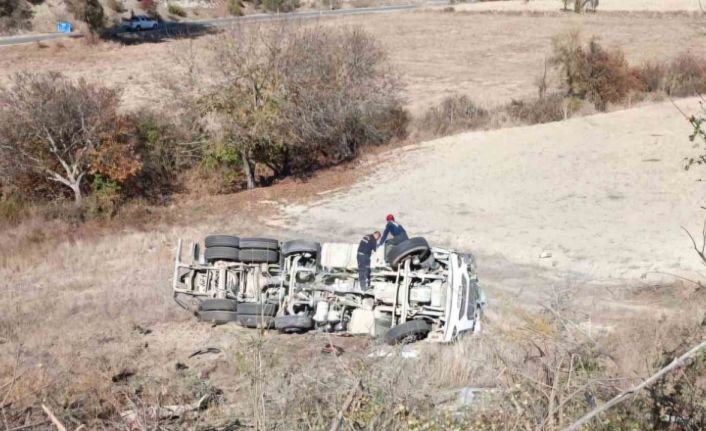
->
xmin=41 ymin=404 xmax=67 ymax=431
xmin=563 ymin=338 xmax=706 ymax=431
xmin=328 ymin=379 xmax=362 ymax=431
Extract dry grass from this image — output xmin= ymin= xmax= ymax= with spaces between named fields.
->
xmin=1 ymin=11 xmax=705 ymax=115
xmin=2 ymin=7 xmax=706 ymax=430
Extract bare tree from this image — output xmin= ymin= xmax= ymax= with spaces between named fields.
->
xmin=0 ymin=72 xmax=120 ymax=202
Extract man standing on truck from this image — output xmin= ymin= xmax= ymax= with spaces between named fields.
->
xmin=357 ymin=231 xmax=381 ymax=291
xmin=379 ymin=214 xmax=408 ymax=246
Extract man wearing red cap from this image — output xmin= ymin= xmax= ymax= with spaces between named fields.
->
xmin=379 ymin=214 xmax=408 ymax=247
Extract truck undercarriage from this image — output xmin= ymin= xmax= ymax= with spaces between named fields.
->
xmin=173 ymin=235 xmax=485 ymax=344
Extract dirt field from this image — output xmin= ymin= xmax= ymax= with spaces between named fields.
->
xmin=1 ymin=9 xmax=705 ymax=114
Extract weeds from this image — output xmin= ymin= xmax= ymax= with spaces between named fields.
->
xmin=228 ymin=0 xmax=243 ymax=15
xmin=418 ymin=94 xmax=489 ymax=138
xmin=168 ymin=2 xmax=187 ymax=17
xmin=106 ymin=0 xmax=125 ymax=12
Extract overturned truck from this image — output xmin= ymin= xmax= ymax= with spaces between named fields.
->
xmin=173 ymin=235 xmax=485 ymax=344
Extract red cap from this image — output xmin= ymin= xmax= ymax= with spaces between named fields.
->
xmin=386 ymin=214 xmax=395 ymax=221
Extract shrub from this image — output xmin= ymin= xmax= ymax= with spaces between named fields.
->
xmin=167 ymin=2 xmax=187 ymax=17
xmin=228 ymin=0 xmax=242 ymax=15
xmin=418 ymin=94 xmax=489 ymax=137
xmin=0 ymin=72 xmax=124 ymax=203
xmin=0 ymin=193 xmax=27 ymax=226
xmin=633 ymin=61 xmax=665 ymax=93
xmin=125 ymin=109 xmax=198 ymax=199
xmin=262 ymin=0 xmax=299 ymax=12
xmin=664 ymin=53 xmax=706 ymax=97
xmin=140 ymin=0 xmax=157 ymax=15
xmin=0 ymin=0 xmax=33 ymax=34
xmin=204 ymin=24 xmax=407 ymax=189
xmin=86 ymin=174 xmax=122 ymax=218
xmin=106 ymin=0 xmax=125 ymax=12
xmin=67 ymin=0 xmax=104 ymax=33
xmin=550 ymin=32 xmax=638 ymax=111
xmin=505 ymin=93 xmax=573 ymax=125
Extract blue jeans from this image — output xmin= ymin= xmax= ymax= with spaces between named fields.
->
xmin=357 ymin=254 xmax=371 ymax=290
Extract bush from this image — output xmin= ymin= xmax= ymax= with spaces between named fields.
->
xmin=205 ymin=24 xmax=407 ymax=189
xmin=67 ymin=0 xmax=104 ymax=33
xmin=124 ymin=109 xmax=198 ymax=200
xmin=0 ymin=193 xmax=27 ymax=226
xmin=228 ymin=0 xmax=242 ymax=15
xmin=106 ymin=0 xmax=125 ymax=12
xmin=140 ymin=0 xmax=157 ymax=15
xmin=551 ymin=32 xmax=638 ymax=111
xmin=261 ymin=0 xmax=299 ymax=12
xmin=505 ymin=93 xmax=574 ymax=125
xmin=418 ymin=94 xmax=489 ymax=137
xmin=0 ymin=0 xmax=33 ymax=34
xmin=664 ymin=54 xmax=706 ymax=97
xmin=0 ymin=72 xmax=124 ymax=203
xmin=633 ymin=61 xmax=665 ymax=93
xmin=167 ymin=2 xmax=187 ymax=17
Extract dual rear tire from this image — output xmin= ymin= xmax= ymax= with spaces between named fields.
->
xmin=203 ymin=235 xmax=280 ymax=264
xmin=198 ymin=298 xmax=238 ymax=324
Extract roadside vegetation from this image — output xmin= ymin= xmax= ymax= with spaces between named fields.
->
xmin=0 ymin=23 xmax=406 ymax=225
xmin=417 ymin=31 xmax=706 ymax=140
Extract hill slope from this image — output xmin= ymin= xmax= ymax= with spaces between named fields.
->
xmin=279 ymin=98 xmax=705 ymax=283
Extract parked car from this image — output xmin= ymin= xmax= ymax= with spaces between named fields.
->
xmin=122 ymin=15 xmax=159 ymax=31
xmin=172 ymin=235 xmax=486 ymax=344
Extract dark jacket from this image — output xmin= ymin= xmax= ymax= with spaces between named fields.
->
xmin=379 ymin=221 xmax=407 ymax=245
xmin=357 ymin=234 xmax=378 ymax=258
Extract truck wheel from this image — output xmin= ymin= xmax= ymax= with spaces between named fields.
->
xmin=205 ymin=235 xmax=240 ymax=248
xmin=238 ymin=249 xmax=279 ymax=264
xmin=199 ymin=310 xmax=238 ymax=324
xmin=282 ymin=240 xmax=321 ymax=257
xmin=374 ymin=316 xmax=393 ymax=338
xmin=275 ymin=315 xmax=314 ymax=333
xmin=237 ymin=303 xmax=277 ymax=316
xmin=384 ymin=320 xmax=431 ymax=345
xmin=199 ymin=298 xmax=238 ymax=312
xmin=204 ymin=246 xmax=239 ymax=262
xmin=239 ymin=238 xmax=279 ymax=250
xmin=237 ymin=314 xmax=275 ymax=329
xmin=388 ymin=237 xmax=431 ymax=269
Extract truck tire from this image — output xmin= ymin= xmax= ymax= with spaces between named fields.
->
xmin=237 ymin=314 xmax=275 ymax=329
xmin=281 ymin=240 xmax=321 ymax=257
xmin=374 ymin=315 xmax=393 ymax=338
xmin=199 ymin=310 xmax=238 ymax=324
xmin=388 ymin=237 xmax=431 ymax=269
xmin=204 ymin=247 xmax=239 ymax=262
xmin=237 ymin=303 xmax=277 ymax=316
xmin=239 ymin=238 xmax=279 ymax=250
xmin=384 ymin=320 xmax=431 ymax=345
xmin=205 ymin=235 xmax=240 ymax=248
xmin=275 ymin=315 xmax=314 ymax=333
xmin=238 ymin=249 xmax=279 ymax=264
xmin=199 ymin=298 xmax=238 ymax=312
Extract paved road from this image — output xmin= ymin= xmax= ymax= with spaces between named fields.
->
xmin=0 ymin=1 xmax=447 ymax=47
